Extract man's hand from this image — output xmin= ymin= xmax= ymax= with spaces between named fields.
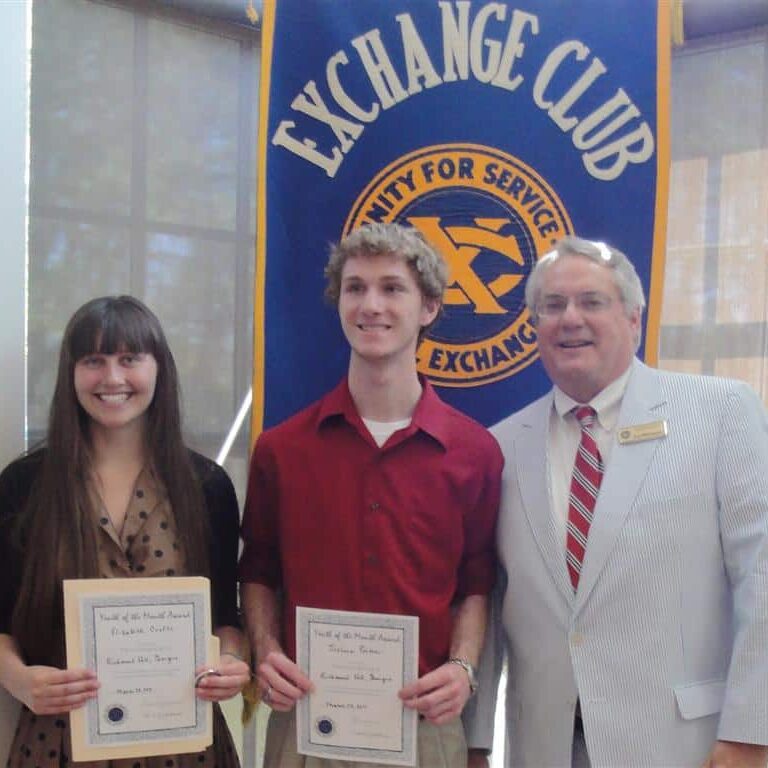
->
xmin=17 ymin=665 xmax=99 ymax=715
xmin=467 ymin=749 xmax=490 ymax=768
xmin=398 ymin=661 xmax=471 ymax=724
xmin=701 ymin=740 xmax=768 ymax=768
xmin=257 ymin=650 xmax=313 ymax=711
xmin=240 ymin=584 xmax=312 ymax=711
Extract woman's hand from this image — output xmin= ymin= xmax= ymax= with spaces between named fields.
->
xmin=18 ymin=665 xmax=99 ymax=715
xmin=194 ymin=653 xmax=251 ymax=702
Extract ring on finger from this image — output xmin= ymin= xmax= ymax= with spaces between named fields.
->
xmin=194 ymin=669 xmax=220 ymax=688
xmin=262 ymin=684 xmax=273 ymax=704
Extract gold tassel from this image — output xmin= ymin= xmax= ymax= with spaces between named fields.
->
xmin=670 ymin=0 xmax=685 ymax=47
xmin=245 ymin=0 xmax=259 ymax=25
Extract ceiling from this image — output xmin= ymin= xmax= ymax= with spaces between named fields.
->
xmin=156 ymin=0 xmax=768 ymax=40
xmin=683 ymin=0 xmax=768 ymax=39
xmin=157 ymin=0 xmax=262 ymax=29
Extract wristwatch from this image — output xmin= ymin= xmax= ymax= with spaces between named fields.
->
xmin=448 ymin=657 xmax=479 ymax=696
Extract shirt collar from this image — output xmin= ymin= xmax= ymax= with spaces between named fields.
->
xmin=553 ymin=361 xmax=634 ymax=430
xmin=316 ymin=376 xmax=449 ymax=450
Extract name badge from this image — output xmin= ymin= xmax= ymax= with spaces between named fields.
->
xmin=617 ymin=419 xmax=668 ymax=445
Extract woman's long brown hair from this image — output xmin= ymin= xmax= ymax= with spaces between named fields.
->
xmin=13 ymin=296 xmax=210 ymax=666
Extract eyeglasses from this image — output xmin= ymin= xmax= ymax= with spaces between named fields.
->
xmin=536 ymin=291 xmax=615 ymax=318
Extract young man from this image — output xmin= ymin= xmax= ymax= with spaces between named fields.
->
xmin=240 ymin=222 xmax=503 ymax=767
xmin=465 ymin=236 xmax=768 ymax=768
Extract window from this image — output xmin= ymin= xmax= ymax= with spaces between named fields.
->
xmin=661 ymin=26 xmax=768 ymax=402
xmin=28 ymin=0 xmax=259 ymax=487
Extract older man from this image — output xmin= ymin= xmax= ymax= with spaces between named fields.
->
xmin=465 ymin=236 xmax=768 ymax=767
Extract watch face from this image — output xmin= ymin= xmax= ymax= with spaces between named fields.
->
xmin=466 ymin=666 xmax=478 ymax=694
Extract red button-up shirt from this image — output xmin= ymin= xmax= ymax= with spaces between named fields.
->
xmin=239 ymin=378 xmax=503 ymax=675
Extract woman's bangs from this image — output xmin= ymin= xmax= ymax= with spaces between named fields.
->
xmin=69 ymin=304 xmax=157 ymax=361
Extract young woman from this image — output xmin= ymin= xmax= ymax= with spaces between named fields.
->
xmin=0 ymin=296 xmax=249 ymax=768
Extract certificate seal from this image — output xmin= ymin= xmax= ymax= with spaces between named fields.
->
xmin=104 ymin=704 xmax=128 ymax=725
xmin=315 ymin=717 xmax=335 ymax=737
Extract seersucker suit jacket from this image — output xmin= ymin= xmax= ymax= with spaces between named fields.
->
xmin=464 ymin=359 xmax=768 ymax=767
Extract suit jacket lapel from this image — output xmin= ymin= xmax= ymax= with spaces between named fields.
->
xmin=515 ymin=392 xmax=575 ymax=605
xmin=574 ymin=361 xmax=668 ymax=613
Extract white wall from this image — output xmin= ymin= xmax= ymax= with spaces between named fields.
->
xmin=0 ymin=0 xmax=29 ymax=754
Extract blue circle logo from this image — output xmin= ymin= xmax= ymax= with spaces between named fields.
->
xmin=345 ymin=144 xmax=574 ymax=387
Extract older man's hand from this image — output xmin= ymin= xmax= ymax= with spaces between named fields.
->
xmin=467 ymin=749 xmax=490 ymax=768
xmin=701 ymin=740 xmax=768 ymax=768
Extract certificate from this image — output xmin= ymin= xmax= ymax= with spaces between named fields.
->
xmin=63 ymin=577 xmax=217 ymax=761
xmin=296 ymin=607 xmax=419 ymax=766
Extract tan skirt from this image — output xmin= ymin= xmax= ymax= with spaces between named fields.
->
xmin=263 ymin=709 xmax=467 ymax=768
xmin=6 ymin=704 xmax=239 ymax=768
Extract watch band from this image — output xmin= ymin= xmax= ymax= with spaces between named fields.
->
xmin=447 ymin=656 xmax=479 ymax=696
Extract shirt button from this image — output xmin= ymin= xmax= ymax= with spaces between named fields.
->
xmin=366 ymin=554 xmax=379 ymax=566
xmin=370 ymin=502 xmax=380 ymax=511
xmin=571 ymin=632 xmax=585 ymax=647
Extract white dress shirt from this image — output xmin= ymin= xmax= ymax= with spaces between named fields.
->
xmin=548 ymin=365 xmax=633 ymax=549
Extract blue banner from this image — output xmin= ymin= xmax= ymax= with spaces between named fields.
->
xmin=253 ymin=0 xmax=669 ymax=433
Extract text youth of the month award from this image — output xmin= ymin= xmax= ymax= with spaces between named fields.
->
xmin=296 ymin=607 xmax=419 ymax=766
xmin=64 ymin=577 xmax=218 ymax=761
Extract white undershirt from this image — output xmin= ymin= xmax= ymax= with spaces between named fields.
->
xmin=548 ymin=365 xmax=633 ymax=549
xmin=362 ymin=417 xmax=411 ymax=448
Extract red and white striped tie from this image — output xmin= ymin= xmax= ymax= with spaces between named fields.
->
xmin=566 ymin=406 xmax=603 ymax=590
